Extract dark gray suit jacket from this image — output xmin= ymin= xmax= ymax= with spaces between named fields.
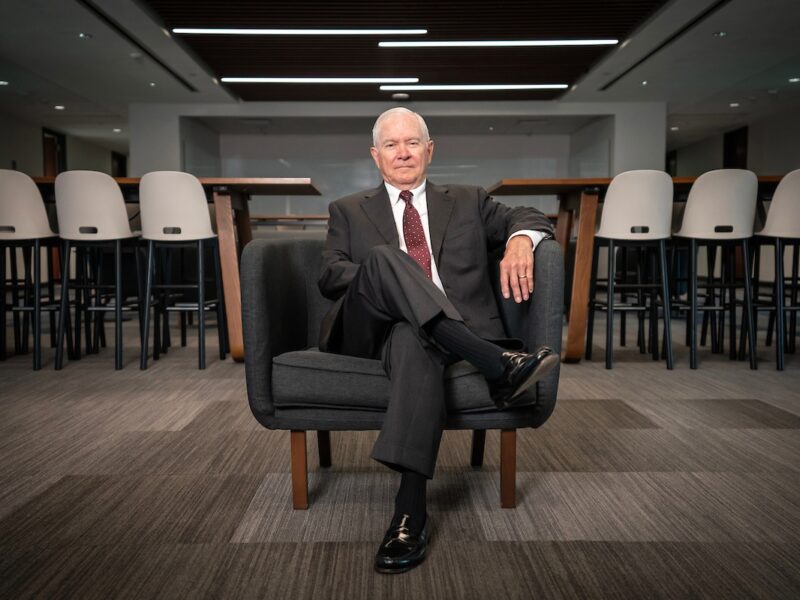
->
xmin=318 ymin=182 xmax=554 ymax=350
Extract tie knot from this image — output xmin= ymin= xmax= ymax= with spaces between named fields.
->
xmin=399 ymin=190 xmax=413 ymax=204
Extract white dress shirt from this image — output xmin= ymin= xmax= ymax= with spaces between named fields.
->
xmin=385 ymin=181 xmax=547 ymax=295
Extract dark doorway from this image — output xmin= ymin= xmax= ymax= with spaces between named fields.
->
xmin=42 ymin=128 xmax=66 ymax=176
xmin=111 ymin=151 xmax=127 ymax=177
xmin=665 ymin=149 xmax=677 ymax=176
xmin=723 ymin=126 xmax=748 ymax=169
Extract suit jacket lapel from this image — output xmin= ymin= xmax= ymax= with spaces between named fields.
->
xmin=426 ymin=182 xmax=454 ymax=263
xmin=360 ymin=185 xmax=399 ymax=246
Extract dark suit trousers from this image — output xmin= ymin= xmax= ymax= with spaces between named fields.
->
xmin=333 ymin=245 xmax=463 ymax=478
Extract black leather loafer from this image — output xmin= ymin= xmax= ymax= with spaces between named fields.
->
xmin=488 ymin=346 xmax=558 ymax=409
xmin=374 ymin=514 xmax=429 ymax=574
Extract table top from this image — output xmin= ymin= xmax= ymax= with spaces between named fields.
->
xmin=32 ymin=176 xmax=321 ymax=196
xmin=487 ymin=176 xmax=783 ymax=196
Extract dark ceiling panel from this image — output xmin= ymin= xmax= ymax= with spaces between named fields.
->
xmin=142 ymin=0 xmax=669 ymax=101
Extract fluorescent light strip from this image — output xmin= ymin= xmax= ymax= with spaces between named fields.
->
xmin=379 ymin=39 xmax=618 ymax=47
xmin=174 ymin=28 xmax=427 ymax=35
xmin=222 ymin=77 xmax=419 ymax=84
xmin=381 ymin=84 xmax=568 ymax=91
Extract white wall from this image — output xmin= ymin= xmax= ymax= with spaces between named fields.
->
xmin=748 ymin=106 xmax=800 ymax=174
xmin=66 ymin=136 xmax=112 ymax=173
xmin=220 ymin=132 xmax=570 ymax=215
xmin=180 ymin=117 xmax=220 ymax=176
xmin=0 ymin=112 xmax=43 ymax=175
xmin=569 ymin=117 xmax=613 ymax=177
xmin=675 ymin=134 xmax=723 ymax=176
xmin=129 ymin=100 xmax=668 ymax=183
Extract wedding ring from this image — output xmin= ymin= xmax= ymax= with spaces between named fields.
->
xmin=518 ymin=275 xmax=527 ymax=279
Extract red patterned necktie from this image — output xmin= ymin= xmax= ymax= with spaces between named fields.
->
xmin=400 ymin=190 xmax=432 ymax=279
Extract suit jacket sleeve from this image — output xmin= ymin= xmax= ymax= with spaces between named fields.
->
xmin=478 ymin=187 xmax=554 ymax=253
xmin=318 ymin=199 xmax=359 ymax=301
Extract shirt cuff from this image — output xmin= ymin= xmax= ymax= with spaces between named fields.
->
xmin=507 ymin=230 xmax=548 ymax=251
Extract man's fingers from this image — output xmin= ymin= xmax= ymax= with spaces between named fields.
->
xmin=527 ymin=258 xmax=534 ymax=293
xmin=500 ymin=265 xmax=511 ymax=299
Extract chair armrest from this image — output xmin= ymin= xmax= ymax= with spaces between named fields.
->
xmin=241 ymin=238 xmax=316 ymax=422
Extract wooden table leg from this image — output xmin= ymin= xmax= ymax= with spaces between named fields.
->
xmin=213 ymin=191 xmax=245 ymax=362
xmin=564 ymin=190 xmax=600 ymax=363
xmin=554 ymin=197 xmax=573 ymax=267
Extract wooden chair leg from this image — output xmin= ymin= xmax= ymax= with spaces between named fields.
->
xmin=470 ymin=430 xmax=486 ymax=467
xmin=317 ymin=430 xmax=332 ymax=468
xmin=290 ymin=430 xmax=309 ymax=509
xmin=500 ymin=429 xmax=517 ymax=508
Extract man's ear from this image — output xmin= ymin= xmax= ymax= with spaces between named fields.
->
xmin=370 ymin=146 xmax=379 ymax=166
xmin=426 ymin=140 xmax=435 ymax=164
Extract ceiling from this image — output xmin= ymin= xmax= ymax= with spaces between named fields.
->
xmin=0 ymin=0 xmax=798 ymax=153
xmin=143 ymin=0 xmax=667 ymax=102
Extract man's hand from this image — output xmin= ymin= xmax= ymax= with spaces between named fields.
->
xmin=499 ymin=236 xmax=534 ymax=303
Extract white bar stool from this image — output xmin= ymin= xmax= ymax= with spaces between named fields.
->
xmin=586 ymin=169 xmax=674 ymax=369
xmin=139 ymin=171 xmax=227 ymax=369
xmin=755 ymin=168 xmax=800 ymax=369
xmin=54 ymin=170 xmax=140 ymax=370
xmin=0 ymin=170 xmax=60 ymax=369
xmin=674 ymin=169 xmax=758 ymax=369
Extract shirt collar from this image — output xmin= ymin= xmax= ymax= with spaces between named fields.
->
xmin=385 ymin=180 xmax=427 ymax=207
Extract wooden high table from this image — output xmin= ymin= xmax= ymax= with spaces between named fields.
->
xmin=487 ymin=177 xmax=781 ymax=363
xmin=34 ymin=176 xmax=321 ymax=362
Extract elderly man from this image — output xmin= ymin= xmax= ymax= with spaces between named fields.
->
xmin=318 ymin=107 xmax=557 ymax=574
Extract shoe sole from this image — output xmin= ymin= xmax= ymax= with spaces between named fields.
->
xmin=503 ymin=353 xmax=559 ymax=407
xmin=374 ymin=552 xmax=427 ymax=574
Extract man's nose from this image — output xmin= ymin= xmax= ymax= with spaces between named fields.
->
xmin=397 ymin=144 xmax=411 ymax=158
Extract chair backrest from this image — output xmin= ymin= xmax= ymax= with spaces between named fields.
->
xmin=0 ymin=170 xmax=55 ymax=240
xmin=595 ymin=170 xmax=673 ymax=240
xmin=758 ymin=168 xmax=800 ymax=238
xmin=55 ymin=171 xmax=134 ymax=241
xmin=675 ymin=169 xmax=758 ymax=239
xmin=139 ymin=171 xmax=215 ymax=241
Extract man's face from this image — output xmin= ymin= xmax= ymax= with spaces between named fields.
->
xmin=370 ymin=113 xmax=434 ymax=190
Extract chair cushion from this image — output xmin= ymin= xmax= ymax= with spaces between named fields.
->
xmin=272 ymin=349 xmax=501 ymax=413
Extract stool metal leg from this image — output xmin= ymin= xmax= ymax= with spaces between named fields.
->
xmin=659 ymin=240 xmax=674 ymax=369
xmin=689 ymin=239 xmax=698 ymax=369
xmin=775 ymin=238 xmax=785 ymax=370
xmin=33 ymin=239 xmax=42 ymax=370
xmin=55 ymin=240 xmax=71 ymax=370
xmin=140 ymin=240 xmax=155 ymax=370
xmin=114 ymin=240 xmax=123 ymax=370
xmin=197 ymin=239 xmax=206 ymax=369
xmin=742 ymin=239 xmax=757 ymax=370
xmin=0 ymin=246 xmax=6 ymax=360
xmin=605 ymin=240 xmax=616 ymax=369
xmin=585 ymin=241 xmax=599 ymax=360
xmin=212 ymin=240 xmax=226 ymax=360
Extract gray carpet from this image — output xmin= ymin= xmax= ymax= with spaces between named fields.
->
xmin=1 ymin=319 xmax=799 ymax=598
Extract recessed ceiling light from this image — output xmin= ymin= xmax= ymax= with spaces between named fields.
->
xmin=78 ymin=32 xmax=92 ymax=39
xmin=174 ymin=28 xmax=427 ymax=35
xmin=54 ymin=105 xmax=65 ymax=110
xmin=149 ymin=82 xmax=156 ymax=87
xmin=670 ymin=126 xmax=679 ymax=131
xmin=0 ymin=80 xmax=8 ymax=86
xmin=713 ymin=31 xmax=727 ymax=37
xmin=391 ymin=92 xmax=410 ymax=100
xmin=379 ymin=38 xmax=618 ymax=48
xmin=729 ymin=102 xmax=740 ymax=108
xmin=789 ymin=77 xmax=800 ymax=83
xmin=113 ymin=128 xmax=121 ymax=133
xmin=641 ymin=80 xmax=648 ymax=86
xmin=223 ymin=77 xmax=419 ymax=84
xmin=380 ymin=83 xmax=568 ymax=91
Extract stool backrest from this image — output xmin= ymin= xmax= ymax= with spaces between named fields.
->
xmin=595 ymin=170 xmax=673 ymax=240
xmin=139 ymin=171 xmax=215 ymax=241
xmin=0 ymin=170 xmax=55 ymax=240
xmin=758 ymin=168 xmax=800 ymax=239
xmin=55 ymin=171 xmax=134 ymax=240
xmin=676 ymin=169 xmax=757 ymax=239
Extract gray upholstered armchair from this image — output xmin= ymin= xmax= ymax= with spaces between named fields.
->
xmin=242 ymin=236 xmax=562 ymax=509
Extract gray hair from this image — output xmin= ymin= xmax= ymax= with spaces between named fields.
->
xmin=372 ymin=107 xmax=430 ymax=147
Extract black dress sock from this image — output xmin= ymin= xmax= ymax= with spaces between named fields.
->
xmin=428 ymin=316 xmax=505 ymax=380
xmin=393 ymin=470 xmax=428 ymax=533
